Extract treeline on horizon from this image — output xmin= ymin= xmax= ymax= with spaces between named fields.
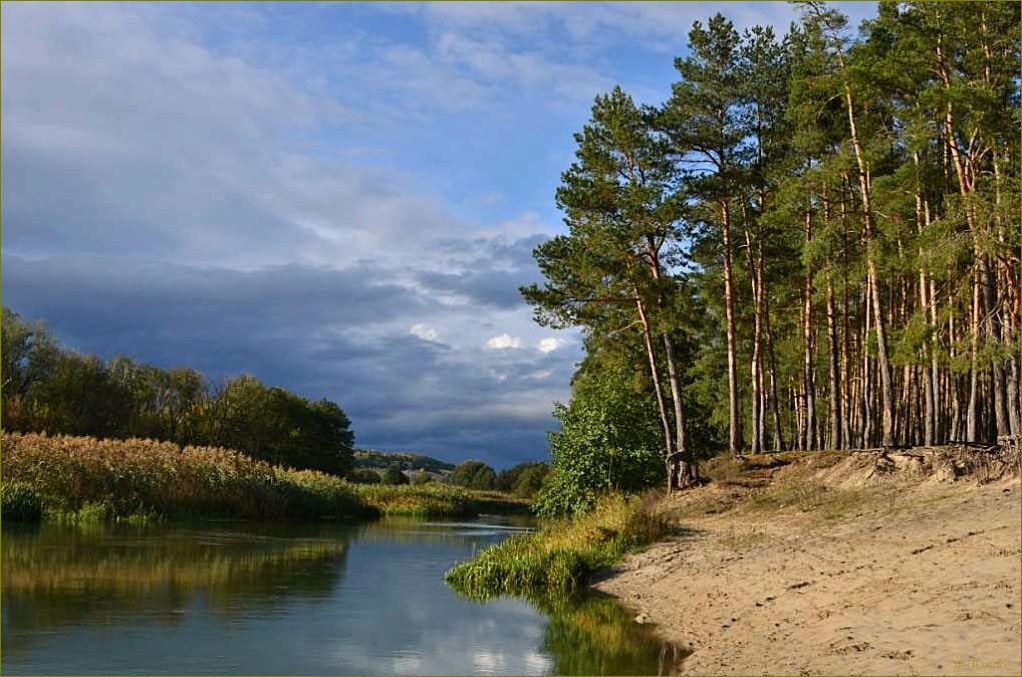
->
xmin=525 ymin=1 xmax=1020 ymax=512
xmin=1 ymin=307 xmax=355 ymax=476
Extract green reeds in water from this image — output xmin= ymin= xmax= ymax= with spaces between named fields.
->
xmin=445 ymin=494 xmax=667 ymax=598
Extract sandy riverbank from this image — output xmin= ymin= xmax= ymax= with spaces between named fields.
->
xmin=594 ymin=450 xmax=1021 ymax=676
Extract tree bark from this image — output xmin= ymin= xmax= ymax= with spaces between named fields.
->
xmin=764 ymin=293 xmax=784 ymax=451
xmin=841 ymin=78 xmax=895 ymax=447
xmin=967 ymin=269 xmax=982 ymax=442
xmin=634 ymin=295 xmax=676 ymax=489
xmin=803 ymin=205 xmax=817 ymax=451
xmin=826 ymin=276 xmax=841 ymax=450
xmin=662 ymin=334 xmax=694 ymax=485
xmin=745 ymin=228 xmax=764 ymax=454
xmin=913 ymin=153 xmax=936 ymax=446
xmin=720 ymin=199 xmax=742 ymax=455
xmin=862 ymin=283 xmax=873 ymax=448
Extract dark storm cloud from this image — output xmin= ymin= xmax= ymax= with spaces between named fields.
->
xmin=414 ymin=234 xmax=548 ymax=308
xmin=2 ymin=254 xmax=573 ymax=467
xmin=0 ymin=4 xmax=577 ymax=468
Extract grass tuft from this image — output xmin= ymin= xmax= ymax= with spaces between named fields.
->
xmin=445 ymin=494 xmax=667 ymax=599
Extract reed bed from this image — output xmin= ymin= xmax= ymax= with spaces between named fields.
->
xmin=1 ymin=431 xmax=370 ymax=520
xmin=357 ymin=482 xmax=476 ymax=517
xmin=1 ymin=431 xmax=513 ymax=521
xmin=0 ymin=481 xmax=43 ymax=521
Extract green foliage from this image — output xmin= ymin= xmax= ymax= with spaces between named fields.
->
xmin=208 ymin=377 xmax=354 ymax=476
xmin=447 ymin=460 xmax=497 ymax=490
xmin=495 ymin=461 xmax=549 ymax=498
xmin=538 ymin=593 xmax=686 ymax=676
xmin=445 ymin=494 xmax=667 ymax=599
xmin=349 ymin=469 xmax=382 ymax=485
xmin=1 ymin=481 xmax=44 ymax=522
xmin=533 ymin=366 xmax=663 ymax=518
xmin=525 ymin=0 xmax=1020 ymax=469
xmin=1 ymin=308 xmax=355 ymax=476
xmin=382 ymin=464 xmax=410 ymax=485
xmin=353 ymin=449 xmax=454 ymax=474
xmin=410 ymin=471 xmax=435 ymax=485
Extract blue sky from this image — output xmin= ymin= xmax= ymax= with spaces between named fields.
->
xmin=1 ymin=1 xmax=877 ymax=468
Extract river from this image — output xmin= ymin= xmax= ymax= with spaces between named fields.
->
xmin=1 ymin=516 xmax=684 ymax=675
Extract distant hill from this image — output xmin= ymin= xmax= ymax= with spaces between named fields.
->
xmin=353 ymin=449 xmax=455 ymax=475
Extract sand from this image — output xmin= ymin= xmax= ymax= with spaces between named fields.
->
xmin=594 ymin=452 xmax=1021 ymax=676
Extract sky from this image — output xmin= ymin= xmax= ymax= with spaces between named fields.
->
xmin=0 ymin=1 xmax=878 ymax=468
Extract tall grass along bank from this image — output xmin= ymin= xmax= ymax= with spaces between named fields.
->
xmin=445 ymin=494 xmax=667 ymax=598
xmin=0 ymin=432 xmax=519 ymax=522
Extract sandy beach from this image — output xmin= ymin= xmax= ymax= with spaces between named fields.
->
xmin=594 ymin=451 xmax=1021 ymax=676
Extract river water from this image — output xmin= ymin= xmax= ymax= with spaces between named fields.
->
xmin=1 ymin=517 xmax=683 ymax=675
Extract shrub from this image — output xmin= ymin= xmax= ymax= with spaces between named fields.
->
xmin=513 ymin=463 xmax=548 ymax=498
xmin=495 ymin=461 xmax=549 ymax=497
xmin=449 ymin=460 xmax=497 ymax=490
xmin=532 ymin=369 xmax=662 ymax=517
xmin=410 ymin=471 xmax=435 ymax=485
xmin=350 ymin=469 xmax=382 ymax=484
xmin=382 ymin=464 xmax=409 ymax=485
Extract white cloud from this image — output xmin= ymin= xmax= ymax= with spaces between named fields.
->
xmin=409 ymin=323 xmax=439 ymax=342
xmin=0 ymin=2 xmax=600 ymax=467
xmin=403 ymin=1 xmax=877 ymax=55
xmin=485 ymin=333 xmax=522 ymax=350
xmin=537 ymin=337 xmax=567 ymax=353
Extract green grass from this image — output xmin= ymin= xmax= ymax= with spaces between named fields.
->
xmin=445 ymin=494 xmax=667 ymax=598
xmin=1 ymin=431 xmax=524 ymax=522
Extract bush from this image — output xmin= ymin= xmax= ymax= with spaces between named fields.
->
xmin=410 ymin=471 xmax=435 ymax=485
xmin=495 ymin=461 xmax=549 ymax=497
xmin=382 ymin=464 xmax=409 ymax=485
xmin=1 ymin=481 xmax=43 ymax=521
xmin=448 ymin=460 xmax=497 ymax=490
xmin=513 ymin=463 xmax=548 ymax=498
xmin=350 ymin=469 xmax=382 ymax=484
xmin=533 ymin=367 xmax=662 ymax=517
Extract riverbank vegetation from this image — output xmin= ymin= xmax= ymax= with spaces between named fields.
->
xmin=2 ymin=308 xmax=355 ymax=476
xmin=0 ymin=432 xmax=520 ymax=522
xmin=523 ymin=1 xmax=1020 ymax=504
xmin=445 ymin=494 xmax=666 ymax=598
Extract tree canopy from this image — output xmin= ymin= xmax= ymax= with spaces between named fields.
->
xmin=1 ymin=307 xmax=356 ymax=477
xmin=447 ymin=460 xmax=497 ymax=491
xmin=526 ymin=2 xmax=1020 ymax=513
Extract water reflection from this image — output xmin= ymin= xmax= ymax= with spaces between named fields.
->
xmin=2 ymin=519 xmax=684 ymax=675
xmin=537 ymin=594 xmax=690 ymax=675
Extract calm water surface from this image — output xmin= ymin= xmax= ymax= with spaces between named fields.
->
xmin=1 ymin=517 xmax=684 ymax=675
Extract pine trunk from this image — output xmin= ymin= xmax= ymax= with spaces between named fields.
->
xmin=803 ymin=205 xmax=816 ymax=451
xmin=634 ymin=296 xmax=676 ymax=489
xmin=720 ymin=199 xmax=742 ymax=455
